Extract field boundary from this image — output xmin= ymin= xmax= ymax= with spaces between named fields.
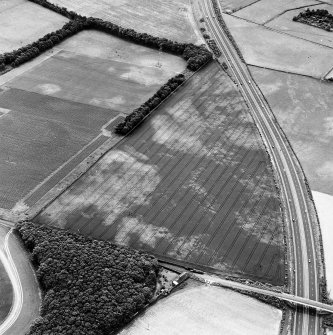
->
xmin=263 ymin=3 xmax=322 ymax=25
xmin=229 ymin=12 xmax=333 ymax=51
xmin=25 ymin=60 xmax=210 ymax=222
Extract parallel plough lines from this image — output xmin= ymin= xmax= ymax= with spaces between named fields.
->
xmin=125 ymin=126 xmax=255 ymax=248
xmin=85 ymin=94 xmax=230 ymax=238
xmin=159 ymin=145 xmax=259 ymax=255
xmin=203 ymin=173 xmax=270 ymax=266
xmin=194 ymin=157 xmax=263 ymax=263
xmin=97 ymin=108 xmax=243 ymax=241
xmin=47 ymin=71 xmax=218 ymax=226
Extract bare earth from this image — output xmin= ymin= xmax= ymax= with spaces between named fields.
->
xmin=119 ymin=284 xmax=282 ymax=335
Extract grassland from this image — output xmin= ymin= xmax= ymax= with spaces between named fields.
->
xmin=222 ymin=13 xmax=333 ymax=77
xmin=250 ymin=66 xmax=333 ymax=196
xmin=120 ymin=283 xmax=282 ymax=335
xmin=266 ymin=4 xmax=333 ymax=48
xmin=48 ymin=0 xmax=202 ymax=44
xmin=234 ymin=0 xmax=320 ymax=24
xmin=36 ymin=61 xmax=285 ymax=285
xmin=0 ymin=0 xmax=68 ymax=54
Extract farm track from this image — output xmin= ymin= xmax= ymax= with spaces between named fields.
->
xmin=37 ymin=61 xmax=284 ymax=284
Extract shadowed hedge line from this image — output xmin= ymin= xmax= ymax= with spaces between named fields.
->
xmin=0 ymin=0 xmax=212 ymax=73
xmin=16 ymin=221 xmax=159 ymax=335
xmin=114 ymin=74 xmax=186 ymax=135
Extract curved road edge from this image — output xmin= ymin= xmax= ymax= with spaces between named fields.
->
xmin=0 ymin=225 xmax=41 ymax=335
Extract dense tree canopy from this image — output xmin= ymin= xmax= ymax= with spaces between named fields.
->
xmin=293 ymin=8 xmax=333 ymax=31
xmin=16 ymin=221 xmax=159 ymax=335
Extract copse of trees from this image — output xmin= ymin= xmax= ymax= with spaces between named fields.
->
xmin=115 ymin=74 xmax=186 ymax=135
xmin=16 ymin=221 xmax=159 ymax=335
xmin=293 ymin=8 xmax=333 ymax=31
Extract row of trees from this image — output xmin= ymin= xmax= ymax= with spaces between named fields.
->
xmin=115 ymin=74 xmax=186 ymax=135
xmin=0 ymin=20 xmax=89 ymax=68
xmin=16 ymin=221 xmax=159 ymax=335
xmin=293 ymin=8 xmax=333 ymax=32
xmin=0 ymin=0 xmax=212 ymax=72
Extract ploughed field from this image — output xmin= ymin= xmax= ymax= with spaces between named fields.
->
xmin=0 ymin=30 xmax=185 ymax=210
xmin=36 ymin=61 xmax=285 ymax=285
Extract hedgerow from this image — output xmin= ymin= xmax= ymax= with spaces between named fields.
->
xmin=0 ymin=0 xmax=213 ymax=132
xmin=115 ymin=74 xmax=186 ymax=135
xmin=0 ymin=0 xmax=212 ymax=73
xmin=16 ymin=221 xmax=159 ymax=335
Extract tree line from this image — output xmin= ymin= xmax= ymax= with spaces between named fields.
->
xmin=16 ymin=221 xmax=159 ymax=335
xmin=0 ymin=0 xmax=212 ymax=73
xmin=115 ymin=74 xmax=186 ymax=135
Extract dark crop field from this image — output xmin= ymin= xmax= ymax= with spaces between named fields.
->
xmin=0 ymin=88 xmax=116 ymax=209
xmin=36 ymin=61 xmax=285 ymax=285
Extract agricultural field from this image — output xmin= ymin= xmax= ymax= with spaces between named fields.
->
xmin=36 ymin=61 xmax=285 ymax=285
xmin=218 ymin=0 xmax=259 ymax=13
xmin=233 ymin=0 xmax=320 ymax=24
xmin=0 ymin=0 xmax=68 ymax=54
xmin=0 ymin=224 xmax=13 ymax=325
xmin=266 ymin=4 xmax=333 ymax=48
xmin=312 ymin=191 xmax=333 ymax=294
xmin=0 ymin=29 xmax=185 ymax=211
xmin=120 ymin=282 xmax=282 ymax=335
xmin=249 ymin=66 xmax=333 ymax=196
xmin=6 ymin=31 xmax=186 ymax=111
xmin=48 ymin=0 xmax=202 ymax=44
xmin=222 ymin=13 xmax=333 ymax=78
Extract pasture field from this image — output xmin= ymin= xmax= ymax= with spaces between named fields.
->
xmin=6 ymin=31 xmax=186 ymax=112
xmin=266 ymin=4 xmax=333 ymax=48
xmin=222 ymin=13 xmax=333 ymax=78
xmin=0 ymin=0 xmax=68 ymax=54
xmin=234 ymin=0 xmax=320 ymax=24
xmin=250 ymin=66 xmax=333 ymax=196
xmin=119 ymin=283 xmax=282 ymax=335
xmin=48 ymin=0 xmax=202 ymax=44
xmin=36 ymin=61 xmax=285 ymax=285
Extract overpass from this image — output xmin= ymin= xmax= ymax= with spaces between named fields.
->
xmin=193 ymin=273 xmax=333 ymax=315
